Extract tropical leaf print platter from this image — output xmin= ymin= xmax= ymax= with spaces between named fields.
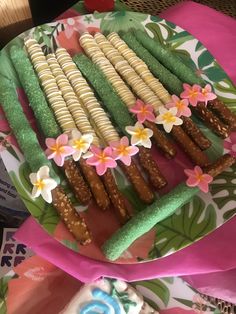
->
xmin=0 ymin=12 xmax=236 ymax=264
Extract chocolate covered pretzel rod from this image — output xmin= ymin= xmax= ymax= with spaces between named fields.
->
xmin=56 ymin=48 xmax=155 ymax=202
xmin=10 ymin=45 xmax=91 ymax=205
xmin=24 ymin=38 xmax=110 ymax=210
xmin=103 ymin=154 xmax=236 ymax=261
xmin=208 ymin=98 xmax=236 ymax=130
xmin=0 ymin=77 xmax=91 ymax=244
xmin=122 ymin=32 xmax=230 ymax=139
xmin=73 ymin=53 xmax=167 ymax=190
xmin=79 ymin=32 xmax=176 ymax=159
xmin=46 ymin=53 xmax=131 ymax=221
xmin=109 ymin=32 xmax=210 ymax=151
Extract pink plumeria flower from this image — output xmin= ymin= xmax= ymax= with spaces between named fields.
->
xmin=180 ymin=83 xmax=201 ymax=107
xmin=223 ymin=132 xmax=236 ymax=158
xmin=45 ymin=134 xmax=75 ymax=167
xmin=184 ymin=166 xmax=213 ymax=193
xmin=109 ymin=136 xmax=139 ymax=166
xmin=198 ymin=84 xmax=217 ymax=105
xmin=86 ymin=145 xmax=117 ymax=176
xmin=166 ymin=95 xmax=192 ymax=117
xmin=155 ymin=106 xmax=183 ymax=133
xmin=125 ymin=122 xmax=153 ymax=148
xmin=129 ymin=99 xmax=156 ymax=123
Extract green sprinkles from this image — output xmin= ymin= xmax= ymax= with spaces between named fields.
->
xmin=103 ymin=183 xmax=199 ymax=261
xmin=10 ymin=45 xmax=61 ymax=138
xmin=135 ymin=30 xmax=205 ymax=87
xmin=0 ymin=77 xmax=60 ymax=183
xmin=122 ymin=32 xmax=183 ymax=95
xmin=73 ymin=53 xmax=135 ymax=135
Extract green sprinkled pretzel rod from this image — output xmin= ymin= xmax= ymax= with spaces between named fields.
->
xmin=9 ymin=45 xmax=92 ymax=205
xmin=125 ymin=31 xmax=235 ymax=138
xmin=103 ymin=154 xmax=236 ymax=261
xmin=0 ymin=77 xmax=91 ymax=244
xmin=73 ymin=53 xmax=168 ymax=190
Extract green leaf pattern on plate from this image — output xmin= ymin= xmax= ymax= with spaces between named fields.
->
xmin=149 ymin=196 xmax=217 ymax=257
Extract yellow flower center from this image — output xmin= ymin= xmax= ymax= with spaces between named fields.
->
xmin=51 ymin=143 xmax=65 ymax=154
xmin=176 ymin=100 xmax=185 ymax=110
xmin=117 ymin=145 xmax=128 ymax=156
xmin=162 ymin=112 xmax=176 ymax=123
xmin=99 ymin=151 xmax=109 ymax=163
xmin=140 ymin=106 xmax=148 ymax=114
xmin=135 ymin=128 xmax=148 ymax=140
xmin=189 ymin=89 xmax=198 ymax=98
xmin=73 ymin=139 xmax=86 ymax=150
xmin=196 ymin=174 xmax=203 ymax=181
xmin=34 ymin=179 xmax=45 ymax=191
xmin=201 ymin=88 xmax=207 ymax=96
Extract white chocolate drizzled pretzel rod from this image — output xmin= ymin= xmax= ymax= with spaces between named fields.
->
xmin=107 ymin=32 xmax=171 ymax=105
xmin=94 ymin=32 xmax=163 ymax=114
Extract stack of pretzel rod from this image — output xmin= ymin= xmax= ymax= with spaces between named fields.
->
xmin=122 ymin=31 xmax=236 ymax=136
xmin=106 ymin=32 xmax=212 ymax=151
xmin=55 ymin=47 xmax=161 ymax=198
xmin=0 ymin=76 xmax=91 ymax=245
xmin=24 ymin=38 xmax=133 ymax=223
xmin=103 ymin=153 xmax=236 ymax=261
xmin=79 ymin=32 xmax=176 ymax=159
xmin=9 ymin=45 xmax=92 ymax=206
xmin=23 ymin=38 xmax=110 ymax=211
xmin=72 ymin=52 xmax=168 ymax=190
xmin=77 ymin=32 xmax=210 ymax=167
xmin=46 ymin=52 xmax=131 ymax=223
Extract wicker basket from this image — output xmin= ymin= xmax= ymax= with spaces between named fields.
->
xmin=119 ymin=0 xmax=236 ymax=18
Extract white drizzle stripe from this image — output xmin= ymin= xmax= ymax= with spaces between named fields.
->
xmin=46 ymin=54 xmax=99 ymax=146
xmin=107 ymin=32 xmax=171 ymax=105
xmin=79 ymin=32 xmax=136 ymax=109
xmin=55 ymin=48 xmax=120 ymax=144
xmin=24 ymin=38 xmax=76 ymax=133
xmin=94 ymin=33 xmax=163 ymax=115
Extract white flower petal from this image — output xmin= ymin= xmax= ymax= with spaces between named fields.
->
xmin=41 ymin=189 xmax=53 ymax=203
xmin=155 ymin=116 xmax=163 ymax=124
xmin=83 ymin=151 xmax=94 ymax=159
xmin=135 ymin=121 xmax=144 ymax=129
xmin=145 ymin=128 xmax=153 ymax=137
xmin=31 ymin=186 xmax=41 ymax=198
xmin=43 ymin=178 xmax=57 ymax=191
xmin=158 ymin=106 xmax=167 ymax=115
xmin=174 ymin=117 xmax=183 ymax=126
xmin=131 ymin=135 xmax=141 ymax=146
xmin=82 ymin=133 xmax=93 ymax=145
xmin=169 ymin=107 xmax=178 ymax=116
xmin=38 ymin=166 xmax=50 ymax=179
xmin=73 ymin=150 xmax=82 ymax=161
xmin=125 ymin=125 xmax=136 ymax=135
xmin=29 ymin=173 xmax=37 ymax=184
xmin=163 ymin=123 xmax=173 ymax=133
xmin=141 ymin=138 xmax=152 ymax=148
xmin=81 ymin=143 xmax=91 ymax=154
xmin=71 ymin=129 xmax=81 ymax=140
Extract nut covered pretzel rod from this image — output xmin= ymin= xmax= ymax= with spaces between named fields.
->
xmin=10 ymin=44 xmax=91 ymax=205
xmin=108 ymin=32 xmax=211 ymax=151
xmin=46 ymin=53 xmax=130 ymax=222
xmin=0 ymin=77 xmax=91 ymax=244
xmin=91 ymin=35 xmax=210 ymax=166
xmin=194 ymin=103 xmax=229 ymax=138
xmin=103 ymin=154 xmax=236 ymax=261
xmin=122 ymin=32 xmax=231 ymax=140
xmin=24 ymin=38 xmax=110 ymax=210
xmin=79 ymin=32 xmax=176 ymax=159
xmin=208 ymin=98 xmax=236 ymax=130
xmin=56 ymin=48 xmax=155 ymax=202
xmin=73 ymin=53 xmax=167 ymax=190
